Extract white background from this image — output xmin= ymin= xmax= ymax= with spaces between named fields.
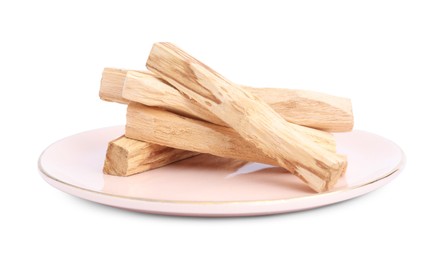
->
xmin=1 ymin=0 xmax=446 ymax=259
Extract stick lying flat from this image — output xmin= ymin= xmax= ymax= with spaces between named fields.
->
xmin=146 ymin=42 xmax=347 ymax=192
xmin=100 ymin=68 xmax=353 ymax=132
xmin=122 ymin=71 xmax=352 ymax=136
xmin=104 ymin=135 xmax=198 ymax=176
xmin=122 ymin=72 xmax=335 ymax=151
xmin=126 ymin=103 xmax=277 ymax=165
xmin=245 ymin=87 xmax=352 ymax=132
xmin=118 ymin=97 xmax=335 ymax=176
xmin=126 ymin=103 xmax=336 ymax=168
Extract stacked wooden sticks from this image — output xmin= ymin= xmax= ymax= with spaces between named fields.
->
xmin=99 ymin=43 xmax=353 ymax=192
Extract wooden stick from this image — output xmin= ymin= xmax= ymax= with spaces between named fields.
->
xmin=126 ymin=103 xmax=278 ymax=165
xmin=100 ymin=68 xmax=337 ymax=177
xmin=124 ymin=70 xmax=214 ymax=122
xmin=146 ymin=42 xmax=347 ymax=192
xmin=245 ymin=86 xmax=352 ymax=132
xmin=100 ymin=68 xmax=353 ymax=132
xmin=99 ymin=68 xmax=202 ymax=176
xmin=103 ymin=135 xmax=198 ymax=176
xmin=99 ymin=68 xmax=129 ymax=104
xmin=123 ymin=72 xmax=335 ymax=151
xmin=126 ymin=103 xmax=336 ymax=168
xmin=101 ymin=68 xmax=336 ymax=175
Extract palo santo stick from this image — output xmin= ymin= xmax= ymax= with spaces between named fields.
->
xmin=124 ymin=71 xmax=214 ymax=123
xmin=100 ymin=68 xmax=353 ymax=132
xmin=146 ymin=43 xmax=347 ymax=192
xmin=245 ymin=87 xmax=352 ymax=132
xmin=99 ymin=68 xmax=200 ymax=176
xmin=100 ymin=68 xmax=331 ymax=175
xmin=103 ymin=135 xmax=198 ymax=176
xmin=126 ymin=103 xmax=336 ymax=168
xmin=101 ymin=68 xmax=336 ymax=176
xmin=99 ymin=69 xmax=201 ymax=176
xmin=123 ymin=71 xmax=335 ymax=151
xmin=99 ymin=68 xmax=129 ymax=104
xmin=126 ymin=103 xmax=276 ymax=165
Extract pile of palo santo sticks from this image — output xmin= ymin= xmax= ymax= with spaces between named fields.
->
xmin=99 ymin=43 xmax=353 ymax=193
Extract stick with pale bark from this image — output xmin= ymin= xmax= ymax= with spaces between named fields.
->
xmin=146 ymin=42 xmax=347 ymax=192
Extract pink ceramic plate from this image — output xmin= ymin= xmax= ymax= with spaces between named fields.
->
xmin=38 ymin=126 xmax=405 ymax=217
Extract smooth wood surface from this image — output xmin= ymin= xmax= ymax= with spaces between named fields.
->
xmin=146 ymin=43 xmax=347 ymax=192
xmin=100 ymin=68 xmax=353 ymax=132
xmin=103 ymin=135 xmax=198 ymax=176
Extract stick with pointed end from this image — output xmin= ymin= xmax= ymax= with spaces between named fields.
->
xmin=146 ymin=43 xmax=347 ymax=192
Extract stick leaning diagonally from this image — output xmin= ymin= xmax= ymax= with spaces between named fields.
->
xmin=145 ymin=42 xmax=347 ymax=192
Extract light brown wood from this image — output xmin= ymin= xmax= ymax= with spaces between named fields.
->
xmin=126 ymin=103 xmax=277 ymax=165
xmin=146 ymin=42 xmax=347 ymax=192
xmin=99 ymin=68 xmax=201 ymax=177
xmin=103 ymin=135 xmax=199 ymax=176
xmin=125 ymin=103 xmax=336 ymax=168
xmin=245 ymin=86 xmax=353 ymax=132
xmin=124 ymin=70 xmax=213 ymax=122
xmin=100 ymin=67 xmax=337 ymax=176
xmin=100 ymin=68 xmax=353 ymax=132
xmin=123 ymin=71 xmax=335 ymax=151
xmin=99 ymin=68 xmax=129 ymax=104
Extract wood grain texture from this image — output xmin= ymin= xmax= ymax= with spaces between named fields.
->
xmin=123 ymin=71 xmax=335 ymax=151
xmin=245 ymin=86 xmax=353 ymax=132
xmin=100 ymin=68 xmax=353 ymax=132
xmin=146 ymin=43 xmax=347 ymax=192
xmin=125 ymin=102 xmax=338 ymax=177
xmin=100 ymin=68 xmax=338 ymax=177
xmin=99 ymin=68 xmax=129 ymax=104
xmin=103 ymin=135 xmax=198 ymax=176
xmin=126 ymin=103 xmax=278 ymax=165
xmin=126 ymin=102 xmax=336 ymax=153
